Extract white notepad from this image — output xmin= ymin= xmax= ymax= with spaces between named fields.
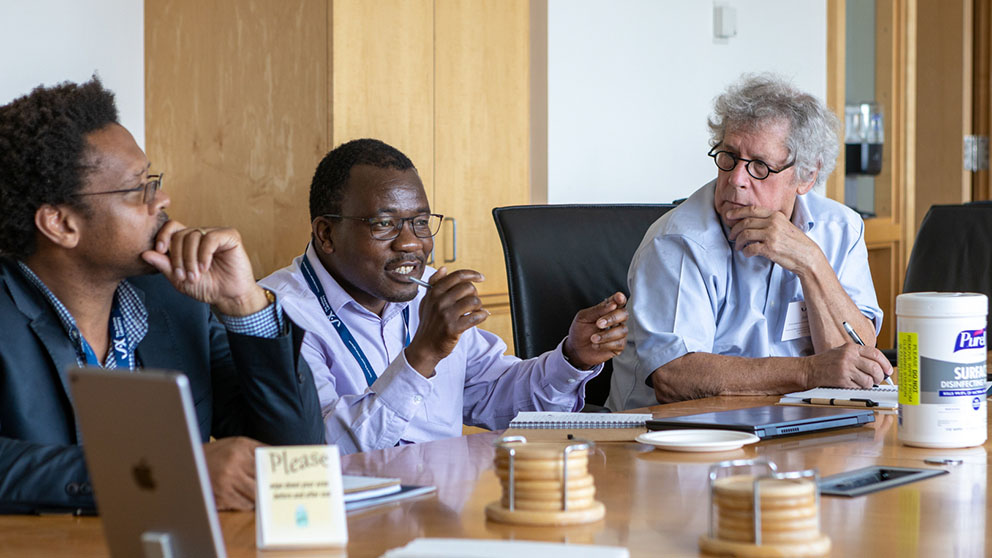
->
xmin=779 ymin=385 xmax=898 ymax=409
xmin=509 ymin=411 xmax=652 ymax=429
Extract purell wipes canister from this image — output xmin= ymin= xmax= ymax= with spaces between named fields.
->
xmin=897 ymin=292 xmax=988 ymax=448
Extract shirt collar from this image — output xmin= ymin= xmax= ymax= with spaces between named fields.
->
xmin=303 ymin=243 xmax=413 ymax=323
xmin=792 ymin=192 xmax=815 ymax=233
xmin=16 ymin=261 xmax=148 ymax=369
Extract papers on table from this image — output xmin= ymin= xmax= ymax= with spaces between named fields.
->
xmin=342 ymin=474 xmax=435 ymax=512
xmin=380 ymin=538 xmax=630 ymax=558
xmin=342 ymin=475 xmax=401 ymax=502
xmin=779 ymin=385 xmax=898 ymax=409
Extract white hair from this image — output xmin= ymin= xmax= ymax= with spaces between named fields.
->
xmin=707 ymin=73 xmax=840 ymax=190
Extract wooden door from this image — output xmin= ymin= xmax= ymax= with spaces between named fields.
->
xmin=330 ymin=0 xmax=435 ymax=203
xmin=145 ymin=0 xmax=328 ymax=276
xmin=433 ymin=0 xmax=531 ymax=345
xmin=916 ymin=0 xmax=974 ymax=228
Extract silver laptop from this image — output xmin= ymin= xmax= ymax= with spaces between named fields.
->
xmin=69 ymin=368 xmax=226 ymax=558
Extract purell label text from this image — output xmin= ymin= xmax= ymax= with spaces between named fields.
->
xmin=953 ymin=328 xmax=986 ymax=352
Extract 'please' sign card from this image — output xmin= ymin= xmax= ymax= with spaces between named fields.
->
xmin=255 ymin=445 xmax=347 ymax=549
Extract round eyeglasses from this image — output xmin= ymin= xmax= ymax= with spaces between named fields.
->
xmin=323 ymin=213 xmax=444 ymax=241
xmin=707 ymin=146 xmax=794 ymax=180
xmin=75 ymin=173 xmax=164 ymax=205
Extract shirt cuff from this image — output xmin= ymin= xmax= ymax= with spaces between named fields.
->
xmin=546 ymin=339 xmax=602 ymax=392
xmin=216 ymin=296 xmax=285 ymax=338
xmin=369 ymin=350 xmax=434 ymax=420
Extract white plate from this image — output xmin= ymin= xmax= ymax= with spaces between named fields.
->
xmin=636 ymin=429 xmax=761 ymax=452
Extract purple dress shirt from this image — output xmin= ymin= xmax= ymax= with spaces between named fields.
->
xmin=261 ymin=245 xmax=599 ymax=454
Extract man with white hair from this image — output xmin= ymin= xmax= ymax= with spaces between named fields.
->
xmin=607 ymin=74 xmax=892 ymax=410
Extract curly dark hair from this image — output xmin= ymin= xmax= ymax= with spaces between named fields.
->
xmin=0 ymin=77 xmax=119 ymax=260
xmin=309 ymin=138 xmax=416 ymax=221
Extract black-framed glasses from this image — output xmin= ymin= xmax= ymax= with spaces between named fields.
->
xmin=707 ymin=146 xmax=793 ymax=180
xmin=75 ymin=173 xmax=165 ymax=205
xmin=323 ymin=213 xmax=444 ymax=241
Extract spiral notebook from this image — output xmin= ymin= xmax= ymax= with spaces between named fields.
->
xmin=508 ymin=412 xmax=652 ymax=429
xmin=779 ymin=385 xmax=898 ymax=409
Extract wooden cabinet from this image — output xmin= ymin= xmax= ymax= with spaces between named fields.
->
xmin=146 ymin=0 xmax=530 ymax=349
xmin=827 ymin=0 xmax=916 ymax=349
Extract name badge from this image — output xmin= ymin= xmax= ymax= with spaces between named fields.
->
xmin=255 ymin=445 xmax=348 ymax=549
xmin=782 ymin=300 xmax=810 ymax=341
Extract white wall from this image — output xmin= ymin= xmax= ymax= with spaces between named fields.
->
xmin=0 ymin=0 xmax=145 ymax=147
xmin=548 ymin=0 xmax=827 ymax=203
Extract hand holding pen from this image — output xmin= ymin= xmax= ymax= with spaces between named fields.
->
xmin=843 ymin=321 xmax=895 ymax=386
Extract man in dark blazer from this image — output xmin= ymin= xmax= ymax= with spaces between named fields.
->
xmin=0 ymin=78 xmax=323 ymax=514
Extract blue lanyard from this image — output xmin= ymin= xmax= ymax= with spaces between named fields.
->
xmin=77 ymin=303 xmax=130 ymax=369
xmin=300 ymin=251 xmax=409 ymax=387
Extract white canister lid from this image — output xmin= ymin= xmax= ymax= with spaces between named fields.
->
xmin=896 ymin=292 xmax=988 ymax=318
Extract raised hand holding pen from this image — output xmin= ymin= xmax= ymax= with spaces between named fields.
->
xmin=405 ymin=267 xmax=488 ymax=378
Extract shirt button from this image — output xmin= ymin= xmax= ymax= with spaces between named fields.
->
xmin=567 ymin=378 xmax=577 ymax=384
xmin=412 ymin=395 xmax=423 ymax=403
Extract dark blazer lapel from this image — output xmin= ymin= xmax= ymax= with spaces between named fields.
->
xmin=134 ymin=288 xmax=188 ymax=374
xmin=5 ymin=266 xmax=80 ymax=406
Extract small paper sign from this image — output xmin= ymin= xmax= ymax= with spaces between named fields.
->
xmin=255 ymin=445 xmax=347 ymax=549
xmin=781 ymin=300 xmax=810 ymax=341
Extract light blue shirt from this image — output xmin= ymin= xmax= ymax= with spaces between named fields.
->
xmin=606 ymin=180 xmax=882 ymax=411
xmin=260 ymin=244 xmax=599 ymax=454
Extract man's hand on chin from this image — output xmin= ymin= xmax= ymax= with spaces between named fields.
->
xmin=141 ymin=220 xmax=269 ymax=315
xmin=725 ymin=206 xmax=821 ymax=274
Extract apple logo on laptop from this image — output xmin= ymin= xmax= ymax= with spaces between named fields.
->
xmin=132 ymin=459 xmax=157 ymax=491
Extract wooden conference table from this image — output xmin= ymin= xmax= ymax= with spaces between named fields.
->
xmin=3 ymin=396 xmax=989 ymax=557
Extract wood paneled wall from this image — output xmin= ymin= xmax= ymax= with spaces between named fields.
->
xmin=145 ymin=0 xmax=328 ymax=275
xmin=145 ymin=0 xmax=530 ymax=348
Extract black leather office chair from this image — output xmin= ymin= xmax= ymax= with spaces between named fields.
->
xmin=492 ymin=204 xmax=676 ymax=410
xmin=883 ymin=202 xmax=992 ymax=364
xmin=903 ymin=203 xmax=992 ymax=312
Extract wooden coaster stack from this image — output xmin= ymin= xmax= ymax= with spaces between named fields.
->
xmin=485 ymin=439 xmax=605 ymax=526
xmin=699 ymin=474 xmax=831 ymax=557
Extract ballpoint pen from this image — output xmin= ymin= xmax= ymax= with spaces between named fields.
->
xmin=843 ymin=320 xmax=895 ymax=386
xmin=407 ymin=276 xmax=432 ymax=289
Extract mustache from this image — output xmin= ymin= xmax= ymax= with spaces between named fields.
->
xmin=386 ymin=254 xmax=424 ymax=268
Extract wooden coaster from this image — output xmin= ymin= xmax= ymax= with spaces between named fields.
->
xmin=699 ymin=534 xmax=831 ymax=557
xmin=718 ymin=514 xmax=819 ymax=534
xmin=495 ymin=465 xmax=589 ymax=481
xmin=495 ymin=455 xmax=589 ymax=470
xmin=714 ymin=494 xmax=816 ymax=511
xmin=713 ymin=475 xmax=815 ymax=499
xmin=701 ymin=474 xmax=829 ymax=557
xmin=718 ymin=504 xmax=817 ymax=522
xmin=499 ymin=475 xmax=594 ymax=491
xmin=502 ymin=483 xmax=596 ymax=501
xmin=496 ymin=442 xmax=590 ymax=460
xmin=716 ymin=525 xmax=822 ymax=544
xmin=485 ymin=500 xmax=605 ymax=526
xmin=500 ymin=495 xmax=597 ymax=511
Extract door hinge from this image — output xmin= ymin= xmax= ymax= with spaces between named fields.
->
xmin=964 ymin=135 xmax=989 ymax=172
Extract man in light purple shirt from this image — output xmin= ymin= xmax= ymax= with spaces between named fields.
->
xmin=261 ymin=138 xmax=629 ymax=453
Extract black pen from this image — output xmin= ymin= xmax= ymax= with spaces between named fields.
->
xmin=802 ymin=397 xmax=879 ymax=408
xmin=843 ymin=320 xmax=895 ymax=386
